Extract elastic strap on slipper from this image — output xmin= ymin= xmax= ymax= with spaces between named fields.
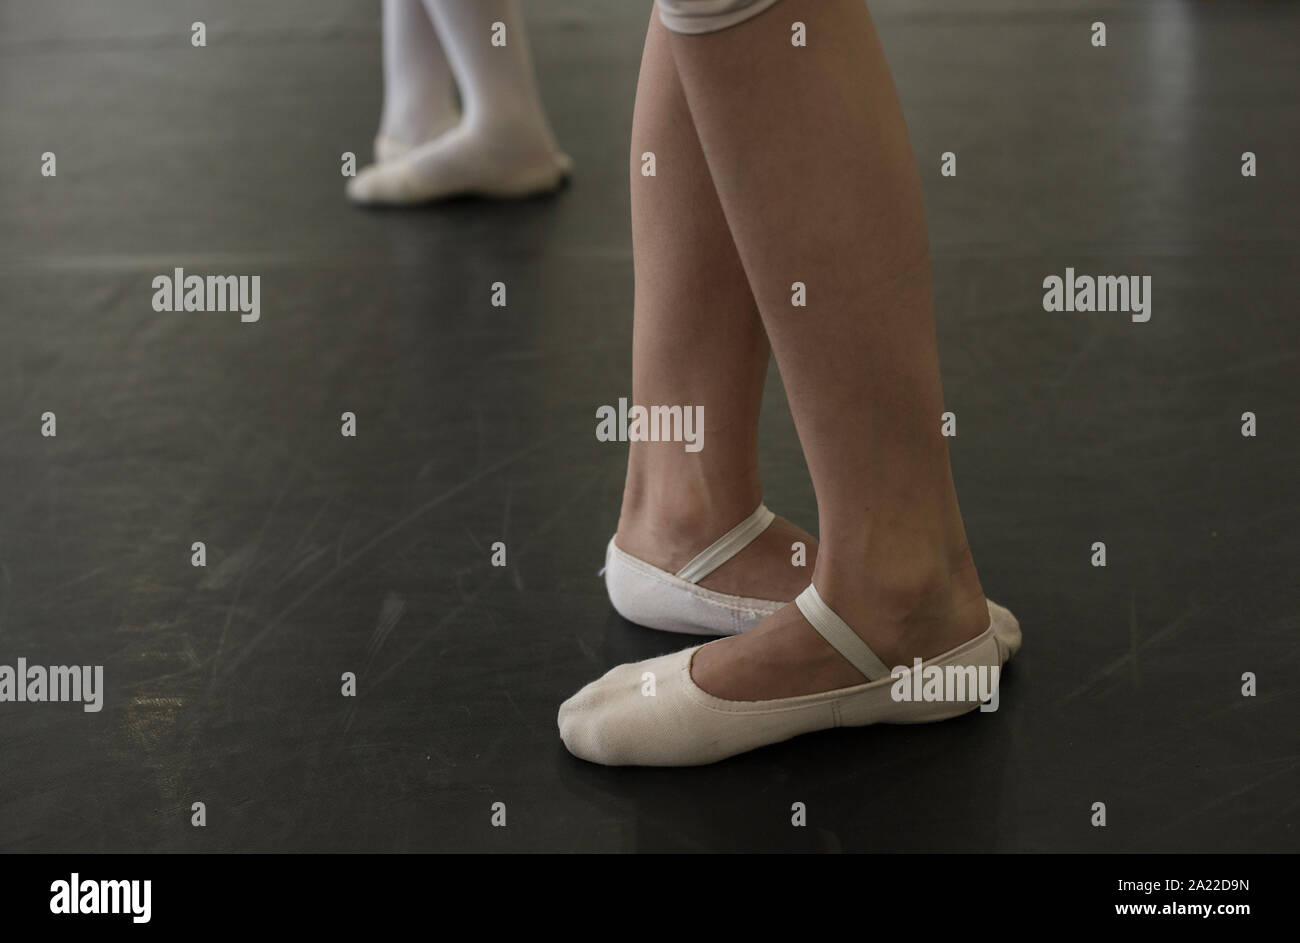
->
xmin=674 ymin=504 xmax=775 ymax=584
xmin=795 ymin=584 xmax=891 ymax=682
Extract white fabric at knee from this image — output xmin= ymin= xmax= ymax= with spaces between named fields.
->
xmin=656 ymin=0 xmax=787 ymax=35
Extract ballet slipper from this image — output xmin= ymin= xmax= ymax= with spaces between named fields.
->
xmin=373 ymin=109 xmax=462 ymax=164
xmin=603 ymin=504 xmax=790 ymax=636
xmin=347 ymin=137 xmax=572 ymax=205
xmin=559 ymin=585 xmax=1021 ymax=767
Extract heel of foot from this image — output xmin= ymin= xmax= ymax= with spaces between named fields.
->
xmin=605 ymin=540 xmax=780 ymax=637
xmin=475 ymin=153 xmax=573 ymax=198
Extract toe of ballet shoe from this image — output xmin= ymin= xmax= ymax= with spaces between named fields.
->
xmin=558 ymin=649 xmax=697 ymax=766
xmin=346 ymin=163 xmax=424 ymax=205
xmin=345 ymin=165 xmax=385 ymax=204
xmin=986 ymin=598 xmax=1022 ymax=663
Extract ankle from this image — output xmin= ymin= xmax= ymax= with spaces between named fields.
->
xmin=616 ymin=474 xmax=763 ymax=570
xmin=381 ymin=94 xmax=453 ymax=144
xmin=463 ymin=108 xmax=554 ymax=148
xmin=814 ymin=540 xmax=986 ymax=629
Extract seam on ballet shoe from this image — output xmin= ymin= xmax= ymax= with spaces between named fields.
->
xmin=677 ymin=625 xmax=1000 ymax=715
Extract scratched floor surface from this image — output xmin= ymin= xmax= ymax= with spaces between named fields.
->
xmin=0 ymin=0 xmax=1297 ymax=851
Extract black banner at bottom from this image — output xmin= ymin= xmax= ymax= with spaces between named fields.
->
xmin=4 ymin=852 xmax=1283 ymax=930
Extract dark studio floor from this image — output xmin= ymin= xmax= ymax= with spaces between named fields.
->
xmin=0 ymin=0 xmax=1297 ymax=852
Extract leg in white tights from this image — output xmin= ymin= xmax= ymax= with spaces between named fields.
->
xmin=375 ymin=0 xmax=460 ymax=163
xmin=349 ymin=0 xmax=572 ymax=205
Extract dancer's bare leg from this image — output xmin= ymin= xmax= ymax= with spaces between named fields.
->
xmin=664 ymin=0 xmax=990 ymax=699
xmin=617 ymin=16 xmax=814 ymax=601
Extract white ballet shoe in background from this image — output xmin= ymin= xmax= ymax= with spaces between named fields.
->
xmin=347 ymin=131 xmax=572 ymax=206
xmin=559 ymin=585 xmax=1021 ymax=767
xmin=373 ymin=111 xmax=461 ymax=165
xmin=604 ymin=504 xmax=792 ymax=637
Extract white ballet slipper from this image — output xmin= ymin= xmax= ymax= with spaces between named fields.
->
xmin=604 ymin=504 xmax=790 ymax=637
xmin=347 ymin=144 xmax=572 ymax=205
xmin=559 ymin=585 xmax=1021 ymax=767
xmin=373 ymin=110 xmax=462 ymax=164
xmin=374 ymin=133 xmax=417 ymax=165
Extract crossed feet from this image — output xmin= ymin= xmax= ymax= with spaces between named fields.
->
xmin=348 ymin=111 xmax=572 ymax=206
